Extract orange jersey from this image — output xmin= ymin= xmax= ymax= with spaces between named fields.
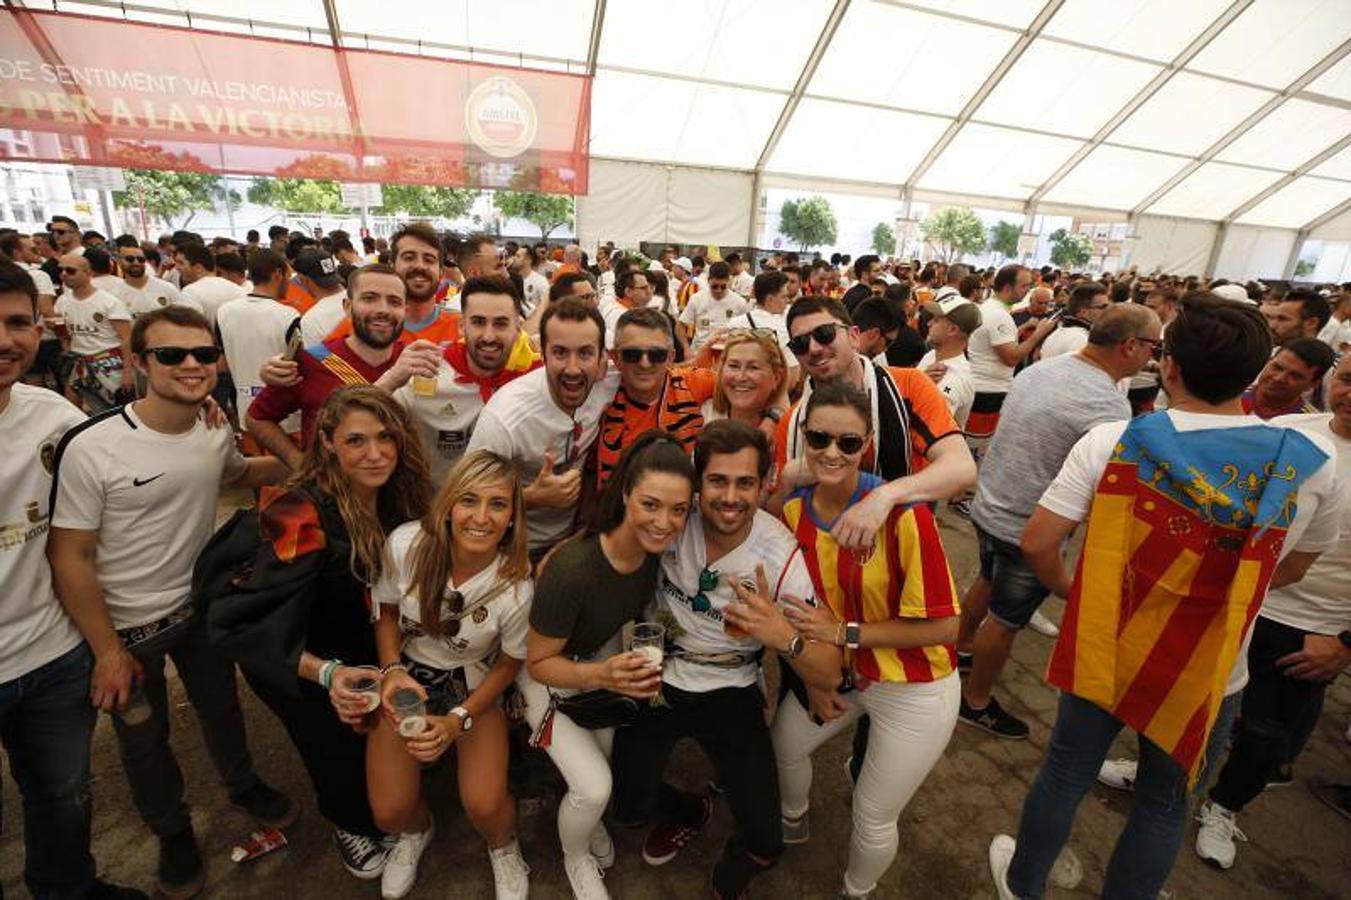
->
xmin=281 ymin=277 xmax=317 ymax=315
xmin=782 ymin=475 xmax=958 ymax=684
xmin=596 ymin=367 xmax=716 ymax=487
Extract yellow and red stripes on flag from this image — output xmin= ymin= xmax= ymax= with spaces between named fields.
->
xmin=784 ymin=496 xmax=959 ymax=684
xmin=1047 ymin=458 xmax=1289 ymax=782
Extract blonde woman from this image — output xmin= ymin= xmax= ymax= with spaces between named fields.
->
xmin=367 ymin=450 xmax=533 ymax=899
xmin=207 ymin=386 xmax=432 ymax=882
xmin=704 ymin=328 xmax=789 ymax=493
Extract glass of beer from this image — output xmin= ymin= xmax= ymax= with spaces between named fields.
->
xmin=630 ymin=622 xmax=665 ymax=668
xmin=391 ymin=687 xmax=427 ymax=737
xmin=350 ymin=665 xmax=382 ymax=725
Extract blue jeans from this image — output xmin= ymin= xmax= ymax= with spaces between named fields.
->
xmin=0 ymin=643 xmax=97 ymax=899
xmin=1008 ymin=693 xmax=1191 ymax=900
xmin=975 ymin=525 xmax=1051 ymax=631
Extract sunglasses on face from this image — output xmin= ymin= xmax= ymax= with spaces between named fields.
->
xmin=787 ymin=322 xmax=841 ymax=356
xmin=59 ymin=266 xmax=81 ymax=275
xmin=122 ymin=255 xmax=146 ymax=263
xmin=142 ymin=345 xmax=222 ymax=365
xmin=50 ymin=227 xmax=72 ymax=236
xmin=618 ymin=346 xmax=671 ymax=365
xmin=802 ymin=428 xmax=867 ymax=455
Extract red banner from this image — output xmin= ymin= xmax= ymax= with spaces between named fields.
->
xmin=0 ymin=10 xmax=590 ymax=194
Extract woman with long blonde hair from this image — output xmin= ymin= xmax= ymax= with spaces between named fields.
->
xmin=366 ymin=450 xmax=533 ymax=900
xmin=208 ymin=386 xmax=432 ymax=882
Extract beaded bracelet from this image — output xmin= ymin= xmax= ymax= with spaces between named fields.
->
xmin=319 ymin=658 xmax=341 ymax=690
xmin=380 ymin=662 xmax=408 ymax=677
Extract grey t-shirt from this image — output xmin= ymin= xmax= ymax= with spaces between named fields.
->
xmin=970 ymin=353 xmax=1130 ymax=545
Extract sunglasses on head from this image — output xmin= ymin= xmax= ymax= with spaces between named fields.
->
xmin=787 ymin=322 xmax=841 ymax=356
xmin=802 ymin=428 xmax=867 ymax=455
xmin=618 ymin=346 xmax=671 ymax=365
xmin=142 ymin=345 xmax=222 ymax=365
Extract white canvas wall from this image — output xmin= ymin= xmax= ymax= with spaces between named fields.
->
xmin=576 ymin=159 xmax=753 ymax=250
xmin=1213 ymin=224 xmax=1297 ymax=280
xmin=1130 ymin=215 xmax=1219 ymax=275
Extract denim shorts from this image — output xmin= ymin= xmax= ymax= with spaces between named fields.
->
xmin=976 ymin=524 xmax=1051 ymax=630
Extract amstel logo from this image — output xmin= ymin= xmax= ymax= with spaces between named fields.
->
xmin=464 ymin=76 xmax=538 ymax=159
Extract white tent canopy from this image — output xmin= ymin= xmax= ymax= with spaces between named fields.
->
xmin=29 ymin=0 xmax=1351 ymax=274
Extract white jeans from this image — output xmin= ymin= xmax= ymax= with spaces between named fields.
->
xmin=519 ymin=673 xmax=614 ymax=858
xmin=771 ymin=674 xmax=959 ymax=896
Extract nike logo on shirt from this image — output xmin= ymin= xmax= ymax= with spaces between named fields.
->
xmin=132 ymin=473 xmax=165 ymax=487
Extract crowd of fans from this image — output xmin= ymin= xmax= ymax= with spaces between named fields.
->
xmin=1 ymin=214 xmax=1348 ymax=900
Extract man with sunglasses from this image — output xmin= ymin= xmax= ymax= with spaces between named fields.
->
xmin=679 ymin=261 xmax=748 ymax=352
xmin=48 ymin=306 xmax=293 ymax=899
xmin=55 ymin=250 xmax=135 ymax=413
xmin=117 ymin=241 xmax=197 ymax=318
xmin=45 ymin=215 xmax=82 ymax=283
xmin=958 ymin=304 xmax=1160 ymax=740
xmin=596 ymin=306 xmax=716 ymax=490
xmin=1039 ymin=282 xmax=1113 ymax=359
xmin=613 ymin=421 xmax=839 ymax=899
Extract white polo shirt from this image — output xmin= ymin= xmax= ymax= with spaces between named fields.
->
xmin=967 ymin=297 xmax=1018 ymax=394
xmin=182 ymin=275 xmax=246 ymax=329
xmin=657 ymin=509 xmax=815 ymax=693
xmin=0 ymin=385 xmax=84 ymax=682
xmin=679 ymin=289 xmax=749 ymax=351
xmin=54 ymin=288 xmax=130 ymax=356
xmin=917 ymin=349 xmax=975 ymax=429
xmin=215 ymin=293 xmax=301 ymax=425
xmin=466 ymin=367 xmax=619 ymax=550
xmin=120 ymin=276 xmax=197 ymax=319
xmin=50 ymin=404 xmax=247 ymax=629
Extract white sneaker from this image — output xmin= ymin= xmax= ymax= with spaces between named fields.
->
xmin=1195 ymin=800 xmax=1246 ymax=870
xmin=589 ymin=825 xmax=616 ymax=869
xmin=1097 ymin=758 xmax=1138 ymax=792
xmin=989 ymin=834 xmax=1017 ymax=900
xmin=782 ymin=812 xmax=811 ymax=845
xmin=1028 ymin=610 xmax=1060 ymax=637
xmin=381 ymin=818 xmax=435 ymax=899
xmin=563 ymin=852 xmax=609 ymax=900
xmin=489 ymin=840 xmax=530 ymax=900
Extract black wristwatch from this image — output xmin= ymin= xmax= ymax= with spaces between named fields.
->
xmin=845 ymin=622 xmax=862 ymax=650
xmin=1337 ymin=630 xmax=1351 ymax=650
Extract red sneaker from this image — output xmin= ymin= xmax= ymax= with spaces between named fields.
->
xmin=641 ymin=794 xmax=712 ymax=866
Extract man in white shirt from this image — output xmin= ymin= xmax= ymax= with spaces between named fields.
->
xmin=215 ymin=249 xmax=301 ymax=450
xmin=680 ymin=261 xmax=747 ymax=352
xmin=0 ymin=231 xmax=61 ymax=390
xmin=0 ymin=262 xmax=146 ymax=899
xmin=726 ymin=252 xmax=754 ymax=300
xmin=965 ymin=265 xmax=1056 ymax=456
xmin=514 ymin=245 xmax=550 ymax=317
xmin=392 ymin=275 xmax=539 ymax=481
xmin=601 ymin=268 xmax=655 ymax=348
xmin=48 ymin=305 xmax=293 ymax=899
xmin=116 ymin=242 xmax=192 ymax=313
xmin=725 ymin=270 xmax=798 ymax=377
xmin=612 ymin=421 xmax=838 ymax=899
xmin=991 ymin=295 xmax=1341 ymax=900
xmin=1039 ymin=282 xmax=1112 ymax=360
xmin=1316 ymin=290 xmax=1351 ymax=354
xmin=467 ymin=297 xmax=618 ymax=558
xmin=55 ymin=249 xmax=134 ymax=411
xmin=294 ymin=248 xmax=349 ymax=344
xmin=1195 ymin=354 xmax=1351 ymax=869
xmin=917 ymin=291 xmax=980 ymax=429
xmin=176 ymin=242 xmax=244 ymax=328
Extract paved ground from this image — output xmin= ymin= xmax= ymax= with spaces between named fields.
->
xmin=4 ymin=505 xmax=1350 ymax=899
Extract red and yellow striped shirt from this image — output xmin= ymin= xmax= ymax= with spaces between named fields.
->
xmin=782 ymin=475 xmax=959 ymax=684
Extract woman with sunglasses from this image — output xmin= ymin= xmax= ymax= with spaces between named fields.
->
xmin=365 ymin=449 xmax=532 ymax=900
xmin=772 ymin=381 xmax=961 ymax=899
xmin=524 ymin=431 xmax=695 ymax=899
xmin=207 ymin=386 xmax=432 ymax=882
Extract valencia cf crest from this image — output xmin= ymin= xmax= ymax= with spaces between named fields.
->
xmin=39 ymin=440 xmax=55 ymax=475
xmin=93 ymin=312 xmax=105 ymax=323
xmin=472 ymin=606 xmax=489 ymax=624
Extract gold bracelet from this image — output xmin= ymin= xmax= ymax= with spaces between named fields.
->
xmin=835 ymin=622 xmax=845 ymax=647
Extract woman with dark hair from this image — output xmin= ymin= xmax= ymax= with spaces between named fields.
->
xmin=772 ymin=380 xmax=961 ymax=899
xmin=367 ymin=450 xmax=533 ymax=899
xmin=523 ymin=431 xmax=695 ymax=899
xmin=206 ymin=386 xmax=432 ymax=881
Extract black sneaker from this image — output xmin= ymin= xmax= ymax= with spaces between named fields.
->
xmin=333 ymin=827 xmax=391 ymax=880
xmin=957 ymin=651 xmax=974 ymax=673
xmin=232 ymin=781 xmax=299 ymax=829
xmin=959 ymin=695 xmax=1030 ymax=740
xmin=157 ymin=827 xmax=205 ymax=899
xmin=87 ymin=879 xmax=150 ymax=899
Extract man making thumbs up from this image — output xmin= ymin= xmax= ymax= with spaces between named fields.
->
xmin=467 ymin=297 xmax=618 ymax=559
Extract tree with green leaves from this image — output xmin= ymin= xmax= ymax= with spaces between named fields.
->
xmin=492 ymin=191 xmax=575 ymax=240
xmin=113 ymin=169 xmax=239 ymax=231
xmin=1048 ymin=228 xmax=1094 ymax=269
xmin=1294 ymin=258 xmax=1316 ymax=278
xmin=871 ymin=222 xmax=896 ymax=257
xmin=919 ymin=206 xmax=986 ymax=262
xmin=779 ymin=196 xmax=838 ymax=251
xmin=988 ymin=220 xmax=1020 ymax=261
xmin=374 ymin=185 xmax=479 ymax=219
xmin=246 ymin=178 xmax=345 ymax=214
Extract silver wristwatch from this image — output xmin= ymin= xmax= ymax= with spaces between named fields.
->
xmin=450 ymin=705 xmax=474 ymax=731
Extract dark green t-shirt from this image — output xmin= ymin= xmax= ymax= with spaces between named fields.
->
xmin=530 ymin=533 xmax=659 ymax=659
